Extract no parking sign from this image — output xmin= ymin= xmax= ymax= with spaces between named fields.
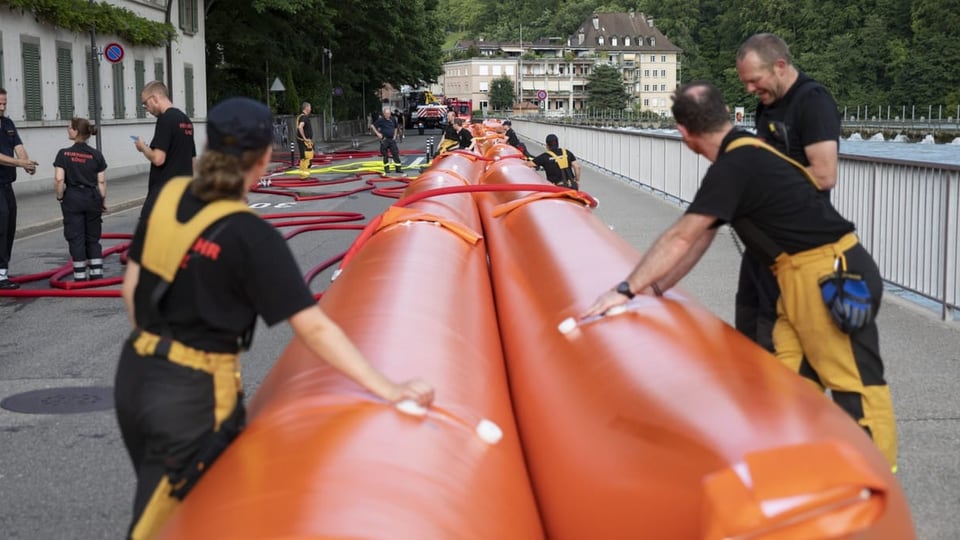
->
xmin=104 ymin=42 xmax=124 ymax=63
xmin=536 ymin=89 xmax=548 ymax=101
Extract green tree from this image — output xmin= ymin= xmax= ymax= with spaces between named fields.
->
xmin=490 ymin=76 xmax=515 ymax=110
xmin=586 ymin=64 xmax=628 ymax=111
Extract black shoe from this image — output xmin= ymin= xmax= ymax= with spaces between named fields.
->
xmin=395 ymin=166 xmax=403 ymax=174
xmin=0 ymin=279 xmax=20 ymax=290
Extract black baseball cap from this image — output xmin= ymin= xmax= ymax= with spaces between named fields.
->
xmin=207 ymin=97 xmax=273 ymax=156
xmin=546 ymin=134 xmax=559 ymax=147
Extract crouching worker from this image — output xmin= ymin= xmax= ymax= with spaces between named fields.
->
xmin=583 ymin=82 xmax=897 ymax=471
xmin=114 ymin=97 xmax=434 ymax=539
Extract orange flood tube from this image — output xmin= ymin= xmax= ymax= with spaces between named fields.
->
xmin=159 ymin=153 xmax=544 ymax=539
xmin=472 ymin=145 xmax=915 ymax=539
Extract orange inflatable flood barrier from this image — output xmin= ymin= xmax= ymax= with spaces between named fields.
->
xmin=472 ymin=143 xmax=914 ymax=539
xmin=159 ymin=152 xmax=544 ymax=539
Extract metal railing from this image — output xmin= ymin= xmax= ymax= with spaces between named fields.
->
xmin=513 ymin=119 xmax=960 ymax=320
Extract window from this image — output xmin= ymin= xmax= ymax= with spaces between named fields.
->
xmin=479 ymin=65 xmax=489 ymax=76
xmin=661 ymin=84 xmax=666 ymax=91
xmin=179 ymin=0 xmax=199 ymax=34
xmin=493 ymin=65 xmax=502 ymax=76
xmin=506 ymin=65 xmax=514 ymax=75
xmin=154 ymin=60 xmax=164 ymax=82
xmin=661 ymin=69 xmax=666 ymax=77
xmin=624 ymin=37 xmax=631 ymax=47
xmin=22 ymin=41 xmax=42 ymax=121
xmin=598 ymin=36 xmax=604 ymax=45
xmin=611 ymin=36 xmax=618 ymax=47
xmin=650 ymin=55 xmax=656 ymax=62
xmin=648 ymin=37 xmax=656 ymax=47
xmin=87 ymin=49 xmax=98 ymax=118
xmin=644 ymin=84 xmax=649 ymax=91
xmin=644 ymin=69 xmax=649 ymax=77
xmin=184 ymin=65 xmax=195 ymax=118
xmin=56 ymin=44 xmax=74 ymax=120
xmin=112 ymin=62 xmax=125 ymax=119
xmin=644 ymin=98 xmax=649 ymax=106
xmin=637 ymin=36 xmax=643 ymax=47
xmin=479 ymin=81 xmax=489 ymax=93
xmin=135 ymin=60 xmax=146 ymax=118
xmin=661 ymin=55 xmax=667 ymax=62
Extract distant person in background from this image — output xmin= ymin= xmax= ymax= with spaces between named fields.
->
xmin=370 ymin=106 xmax=402 ymax=174
xmin=53 ymin=117 xmax=108 ymax=281
xmin=530 ymin=134 xmax=581 ymax=190
xmin=394 ymin=109 xmax=405 ymax=142
xmin=454 ymin=118 xmax=475 ymax=151
xmin=296 ymin=101 xmax=314 ymax=178
xmin=502 ymin=120 xmax=533 ymax=159
xmin=438 ymin=110 xmax=459 ymax=154
xmin=134 ymin=80 xmax=196 ymax=216
xmin=0 ymin=87 xmax=38 ymax=290
xmin=734 ymin=33 xmax=842 ymax=355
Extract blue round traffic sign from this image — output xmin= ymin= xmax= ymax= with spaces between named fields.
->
xmin=104 ymin=42 xmax=124 ymax=64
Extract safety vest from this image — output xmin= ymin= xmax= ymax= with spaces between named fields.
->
xmin=141 ymin=177 xmax=253 ymax=283
xmin=545 ymin=148 xmax=576 ymax=184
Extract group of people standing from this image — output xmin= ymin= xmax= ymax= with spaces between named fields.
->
xmin=0 ymin=80 xmax=195 ymax=287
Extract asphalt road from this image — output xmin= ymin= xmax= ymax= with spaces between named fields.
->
xmin=0 ymin=130 xmax=957 ymax=539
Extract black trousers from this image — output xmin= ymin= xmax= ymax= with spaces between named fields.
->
xmin=0 ymin=183 xmax=16 ymax=269
xmin=735 ymin=252 xmax=779 ymax=353
xmin=380 ymin=138 xmax=401 ymax=165
xmin=61 ymin=187 xmax=103 ymax=262
xmin=114 ymin=338 xmax=244 ymax=538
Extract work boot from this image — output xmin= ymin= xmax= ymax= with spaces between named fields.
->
xmin=0 ymin=279 xmax=19 ymax=290
xmin=72 ymin=262 xmax=88 ymax=282
xmin=395 ymin=165 xmax=403 ymax=174
xmin=89 ymin=259 xmax=104 ymax=280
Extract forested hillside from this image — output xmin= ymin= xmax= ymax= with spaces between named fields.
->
xmin=437 ymin=0 xmax=960 ymax=110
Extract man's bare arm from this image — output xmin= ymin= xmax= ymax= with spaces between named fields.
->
xmin=804 ymin=140 xmax=838 ymax=190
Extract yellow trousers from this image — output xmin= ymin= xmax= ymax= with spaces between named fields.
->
xmin=772 ymin=233 xmax=898 ymax=469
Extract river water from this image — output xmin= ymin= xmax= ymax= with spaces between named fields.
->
xmin=840 ymin=136 xmax=960 ymax=166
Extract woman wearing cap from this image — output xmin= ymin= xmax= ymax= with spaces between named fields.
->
xmin=113 ymin=97 xmax=434 ymax=539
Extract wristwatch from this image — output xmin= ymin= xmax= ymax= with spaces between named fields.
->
xmin=616 ymin=280 xmax=635 ymax=299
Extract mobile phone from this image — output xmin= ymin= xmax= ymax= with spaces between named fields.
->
xmin=130 ymin=135 xmax=138 ymax=141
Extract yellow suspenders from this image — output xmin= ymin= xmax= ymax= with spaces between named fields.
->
xmin=724 ymin=136 xmax=820 ymax=190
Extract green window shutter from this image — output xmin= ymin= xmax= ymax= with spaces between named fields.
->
xmin=178 ymin=0 xmax=185 ymax=31
xmin=57 ymin=45 xmax=74 ymax=120
xmin=22 ymin=42 xmax=42 ymax=121
xmin=112 ymin=62 xmax=125 ymax=119
xmin=155 ymin=61 xmax=164 ymax=82
xmin=135 ymin=60 xmax=146 ymax=119
xmin=191 ymin=0 xmax=199 ymax=33
xmin=184 ymin=66 xmax=194 ymax=118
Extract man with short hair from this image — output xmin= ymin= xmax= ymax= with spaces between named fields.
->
xmin=530 ymin=134 xmax=581 ymax=190
xmin=370 ymin=106 xmax=402 ymax=174
xmin=296 ymin=102 xmax=314 ymax=177
xmin=0 ymin=87 xmax=38 ymax=289
xmin=584 ymin=82 xmax=897 ymax=471
xmin=734 ymin=33 xmax=842 ymax=355
xmin=502 ymin=120 xmax=533 ymax=159
xmin=134 ymin=80 xmax=196 ymax=215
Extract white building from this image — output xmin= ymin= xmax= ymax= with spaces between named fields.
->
xmin=0 ymin=0 xmax=207 ymax=195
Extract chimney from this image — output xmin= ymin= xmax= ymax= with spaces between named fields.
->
xmin=592 ymin=14 xmax=599 ymax=30
xmin=647 ymin=17 xmax=655 ymax=28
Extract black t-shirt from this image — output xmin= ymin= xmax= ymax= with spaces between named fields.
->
xmin=53 ymin=142 xmax=107 ymax=188
xmin=0 ymin=116 xmax=24 ymax=184
xmin=505 ymin=128 xmax=521 ymax=148
xmin=297 ymin=113 xmax=313 ymax=140
xmin=148 ymin=107 xmax=196 ymax=195
xmin=130 ymin=188 xmax=317 ymax=352
xmin=686 ymin=130 xmax=854 ymax=258
xmin=458 ymin=128 xmax=473 ymax=149
xmin=755 ymin=72 xmax=841 ymax=166
xmin=532 ymin=148 xmax=577 ymax=185
xmin=442 ymin=123 xmax=458 ymax=142
xmin=373 ymin=115 xmax=398 ymax=139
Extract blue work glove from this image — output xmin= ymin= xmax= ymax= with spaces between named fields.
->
xmin=819 ymin=273 xmax=872 ymax=333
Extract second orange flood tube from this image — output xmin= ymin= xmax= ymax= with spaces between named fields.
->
xmin=472 ymin=142 xmax=914 ymax=539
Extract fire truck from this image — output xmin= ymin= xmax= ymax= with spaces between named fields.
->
xmin=413 ymin=104 xmax=447 ymax=131
xmin=444 ymin=98 xmax=473 ymax=124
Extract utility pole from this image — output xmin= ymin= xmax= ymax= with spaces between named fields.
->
xmin=89 ymin=0 xmax=102 ymax=152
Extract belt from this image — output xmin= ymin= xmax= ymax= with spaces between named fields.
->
xmin=131 ymin=329 xmax=239 ymax=375
xmin=773 ymin=232 xmax=859 ymax=272
xmin=68 ymin=184 xmax=96 ymax=190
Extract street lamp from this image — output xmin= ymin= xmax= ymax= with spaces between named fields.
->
xmin=323 ymin=47 xmax=333 ymax=138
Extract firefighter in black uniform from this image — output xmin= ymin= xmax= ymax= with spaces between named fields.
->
xmin=502 ymin=120 xmax=533 ymax=159
xmin=438 ymin=110 xmax=459 ymax=154
xmin=0 ymin=87 xmax=38 ymax=289
xmin=530 ymin=134 xmax=581 ymax=190
xmin=584 ymin=82 xmax=897 ymax=472
xmin=53 ymin=117 xmax=108 ymax=281
xmin=370 ymin=106 xmax=403 ymax=174
xmin=296 ymin=101 xmax=314 ymax=177
xmin=114 ymin=97 xmax=434 ymax=539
